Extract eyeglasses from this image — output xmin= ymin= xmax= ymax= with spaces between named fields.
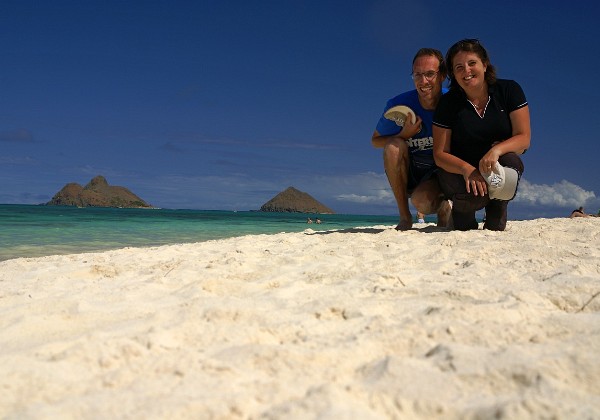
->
xmin=411 ymin=70 xmax=439 ymax=81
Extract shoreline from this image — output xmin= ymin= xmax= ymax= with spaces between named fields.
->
xmin=1 ymin=218 xmax=599 ymax=418
xmin=0 ymin=205 xmax=406 ymax=262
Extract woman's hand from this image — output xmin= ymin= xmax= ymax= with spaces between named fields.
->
xmin=462 ymin=166 xmax=488 ymax=196
xmin=479 ymin=145 xmax=501 ymax=175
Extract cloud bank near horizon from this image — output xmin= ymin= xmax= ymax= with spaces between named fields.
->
xmin=333 ymin=174 xmax=597 ymax=209
xmin=2 ymin=171 xmax=598 ymax=217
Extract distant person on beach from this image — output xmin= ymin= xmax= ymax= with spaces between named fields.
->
xmin=433 ymin=39 xmax=531 ymax=231
xmin=372 ymin=48 xmax=452 ymax=231
xmin=570 ymin=207 xmax=589 ymax=218
xmin=307 ymin=218 xmax=313 ymax=224
xmin=417 ymin=212 xmax=425 ymax=223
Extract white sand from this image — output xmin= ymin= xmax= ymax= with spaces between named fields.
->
xmin=1 ymin=218 xmax=599 ymax=419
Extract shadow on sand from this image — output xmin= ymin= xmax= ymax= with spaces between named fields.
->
xmin=305 ymin=225 xmax=451 ymax=236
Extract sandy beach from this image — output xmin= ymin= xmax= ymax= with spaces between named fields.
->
xmin=1 ymin=217 xmax=599 ymax=419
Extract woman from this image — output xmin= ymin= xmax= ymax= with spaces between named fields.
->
xmin=432 ymin=39 xmax=530 ymax=231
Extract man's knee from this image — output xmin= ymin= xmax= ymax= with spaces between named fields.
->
xmin=411 ymin=179 xmax=443 ymax=214
xmin=383 ymin=138 xmax=409 ymax=161
xmin=412 ymin=197 xmax=438 ymax=214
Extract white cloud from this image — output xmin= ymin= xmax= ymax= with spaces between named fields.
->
xmin=325 ymin=174 xmax=599 ymax=210
xmin=322 ymin=174 xmax=600 ymax=215
xmin=335 ymin=192 xmax=391 ymax=203
xmin=515 ymin=179 xmax=596 ymax=208
xmin=302 ymin=172 xmax=394 ymax=204
xmin=335 ymin=188 xmax=393 ymax=204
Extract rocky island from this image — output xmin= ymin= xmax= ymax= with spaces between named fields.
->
xmin=46 ymin=176 xmax=152 ymax=208
xmin=260 ymin=187 xmax=334 ymax=214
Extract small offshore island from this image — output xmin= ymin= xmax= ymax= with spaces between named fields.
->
xmin=45 ymin=175 xmax=152 ymax=208
xmin=259 ymin=186 xmax=334 ymax=214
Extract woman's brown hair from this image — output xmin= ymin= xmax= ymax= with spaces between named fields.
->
xmin=445 ymin=39 xmax=496 ymax=91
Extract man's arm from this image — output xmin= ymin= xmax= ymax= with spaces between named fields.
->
xmin=371 ymin=113 xmax=421 ymax=148
xmin=371 ymin=130 xmax=406 ymax=148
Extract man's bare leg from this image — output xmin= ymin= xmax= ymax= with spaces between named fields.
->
xmin=436 ymin=200 xmax=452 ymax=228
xmin=410 ymin=177 xmax=452 ymax=227
xmin=383 ymin=139 xmax=412 ymax=230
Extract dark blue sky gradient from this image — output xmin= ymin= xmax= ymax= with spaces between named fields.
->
xmin=2 ymin=0 xmax=599 ymax=218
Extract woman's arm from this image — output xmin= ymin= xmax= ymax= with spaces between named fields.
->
xmin=433 ymin=125 xmax=488 ymax=196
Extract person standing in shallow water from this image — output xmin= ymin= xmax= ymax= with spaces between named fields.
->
xmin=432 ymin=39 xmax=531 ymax=231
xmin=372 ymin=48 xmax=452 ymax=231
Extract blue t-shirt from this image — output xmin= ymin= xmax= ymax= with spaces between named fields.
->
xmin=375 ymin=88 xmax=448 ymax=167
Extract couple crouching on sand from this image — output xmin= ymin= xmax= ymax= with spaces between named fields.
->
xmin=372 ymin=39 xmax=530 ymax=231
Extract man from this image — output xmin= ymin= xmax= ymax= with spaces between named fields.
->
xmin=372 ymin=48 xmax=451 ymax=230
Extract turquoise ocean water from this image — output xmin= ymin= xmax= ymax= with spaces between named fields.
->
xmin=0 ymin=204 xmax=415 ymax=261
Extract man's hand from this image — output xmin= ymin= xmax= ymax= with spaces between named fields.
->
xmin=399 ymin=113 xmax=422 ymax=139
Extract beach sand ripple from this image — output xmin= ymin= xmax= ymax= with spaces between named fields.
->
xmin=1 ymin=218 xmax=599 ymax=419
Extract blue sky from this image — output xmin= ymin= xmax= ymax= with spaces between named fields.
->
xmin=2 ymin=0 xmax=599 ymax=219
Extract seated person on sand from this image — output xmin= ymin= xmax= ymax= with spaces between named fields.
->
xmin=371 ymin=48 xmax=452 ymax=231
xmin=570 ymin=207 xmax=589 ymax=218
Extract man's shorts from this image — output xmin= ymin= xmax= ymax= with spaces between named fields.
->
xmin=407 ymin=155 xmax=437 ymax=194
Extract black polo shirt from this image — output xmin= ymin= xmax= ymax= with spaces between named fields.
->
xmin=433 ymin=79 xmax=527 ymax=167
